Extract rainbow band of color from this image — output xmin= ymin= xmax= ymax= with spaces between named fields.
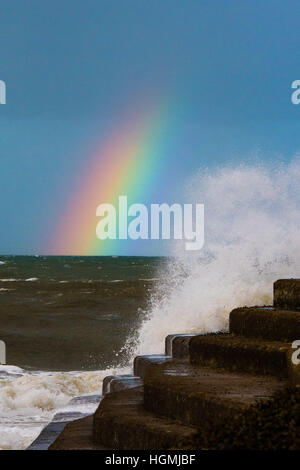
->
xmin=48 ymin=104 xmax=173 ymax=255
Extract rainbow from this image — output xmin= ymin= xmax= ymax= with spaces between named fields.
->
xmin=47 ymin=103 xmax=173 ymax=255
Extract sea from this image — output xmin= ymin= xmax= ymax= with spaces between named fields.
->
xmin=0 ymin=255 xmax=166 ymax=450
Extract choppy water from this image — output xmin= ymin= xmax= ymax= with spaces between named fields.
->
xmin=0 ymin=256 xmax=165 ymax=449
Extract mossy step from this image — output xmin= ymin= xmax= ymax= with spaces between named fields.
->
xmin=143 ymin=359 xmax=287 ymax=427
xmin=49 ymin=416 xmax=108 ymax=450
xmin=93 ymin=386 xmax=197 ymax=450
xmin=274 ymin=279 xmax=300 ymax=311
xmin=189 ymin=333 xmax=291 ymax=377
xmin=229 ymin=307 xmax=300 ymax=341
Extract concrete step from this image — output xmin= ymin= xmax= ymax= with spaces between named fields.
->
xmin=28 ymin=394 xmax=101 ymax=450
xmin=165 ymin=334 xmax=198 ymax=358
xmin=29 ymin=422 xmax=69 ymax=450
xmin=93 ymin=386 xmax=198 ymax=450
xmin=143 ymin=359 xmax=287 ymax=427
xmin=102 ymin=374 xmax=143 ymax=395
xmin=274 ymin=279 xmax=300 ymax=311
xmin=49 ymin=416 xmax=108 ymax=450
xmin=189 ymin=333 xmax=291 ymax=377
xmin=229 ymin=307 xmax=300 ymax=341
xmin=134 ymin=354 xmax=173 ymax=379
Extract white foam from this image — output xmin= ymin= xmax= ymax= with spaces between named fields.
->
xmin=0 ymin=261 xmax=6 ymax=266
xmin=25 ymin=278 xmax=38 ymax=282
xmin=0 ymin=366 xmax=129 ymax=450
xmin=133 ymin=161 xmax=300 ymax=356
xmin=0 ymin=365 xmax=24 ymax=376
xmin=0 ymin=424 xmax=43 ymax=450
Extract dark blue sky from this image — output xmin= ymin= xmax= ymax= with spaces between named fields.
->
xmin=0 ymin=0 xmax=300 ymax=254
